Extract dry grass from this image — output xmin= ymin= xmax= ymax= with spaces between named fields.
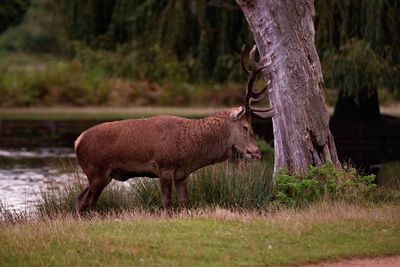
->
xmin=3 ymin=200 xmax=399 ymax=225
xmin=99 ymin=201 xmax=400 ymax=231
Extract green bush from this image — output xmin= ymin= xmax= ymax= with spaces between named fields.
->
xmin=0 ymin=0 xmax=67 ymax=53
xmin=273 ymin=162 xmax=386 ymax=207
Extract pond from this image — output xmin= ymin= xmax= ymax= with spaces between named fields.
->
xmin=0 ymin=148 xmax=77 ymax=211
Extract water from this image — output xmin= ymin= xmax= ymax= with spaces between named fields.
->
xmin=0 ymin=148 xmax=77 ymax=211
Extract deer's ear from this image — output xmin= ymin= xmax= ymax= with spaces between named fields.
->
xmin=230 ymin=107 xmax=245 ymax=121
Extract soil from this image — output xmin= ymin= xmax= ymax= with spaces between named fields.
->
xmin=302 ymin=255 xmax=400 ymax=267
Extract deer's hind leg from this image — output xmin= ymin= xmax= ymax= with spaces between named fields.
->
xmin=76 ymin=166 xmax=111 ymax=215
xmin=77 ymin=186 xmax=90 ymax=213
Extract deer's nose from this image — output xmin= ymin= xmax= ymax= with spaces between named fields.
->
xmin=247 ymin=148 xmax=261 ymax=159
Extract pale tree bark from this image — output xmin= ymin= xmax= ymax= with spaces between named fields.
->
xmin=236 ymin=0 xmax=341 ymax=174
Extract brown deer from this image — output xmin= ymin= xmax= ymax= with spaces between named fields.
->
xmin=74 ymin=45 xmax=273 ymax=214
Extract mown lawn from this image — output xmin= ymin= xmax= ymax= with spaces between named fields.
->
xmin=1 ymin=203 xmax=399 ymax=266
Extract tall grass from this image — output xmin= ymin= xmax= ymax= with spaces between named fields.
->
xmin=37 ymin=160 xmax=274 ymax=217
xmin=2 ymin=159 xmax=399 ymax=222
xmin=186 ymin=161 xmax=273 ymax=209
xmin=0 ymin=202 xmax=30 ymax=224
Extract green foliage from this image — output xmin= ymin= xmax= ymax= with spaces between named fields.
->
xmin=0 ymin=56 xmax=109 ymax=106
xmin=274 ymin=162 xmax=387 ymax=207
xmin=73 ymin=42 xmax=188 ymax=82
xmin=1 ymin=0 xmax=400 ymax=103
xmin=0 ymin=51 xmax=248 ymax=107
xmin=316 ymin=0 xmax=400 ymax=99
xmin=0 ymin=0 xmax=251 ymax=83
xmin=0 ymin=0 xmax=67 ymax=53
xmin=322 ymin=38 xmax=396 ymax=102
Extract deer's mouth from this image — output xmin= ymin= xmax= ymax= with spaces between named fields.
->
xmin=245 ymin=150 xmax=261 ymax=160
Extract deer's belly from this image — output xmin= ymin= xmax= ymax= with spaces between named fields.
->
xmin=109 ymin=160 xmax=158 ymax=181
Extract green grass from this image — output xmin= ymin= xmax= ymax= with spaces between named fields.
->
xmin=0 ymin=203 xmax=399 ymax=266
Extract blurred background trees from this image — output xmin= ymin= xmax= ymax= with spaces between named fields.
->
xmin=316 ymin=0 xmax=400 ymax=120
xmin=0 ymin=0 xmax=399 ymax=108
xmin=0 ymin=0 xmax=30 ymax=33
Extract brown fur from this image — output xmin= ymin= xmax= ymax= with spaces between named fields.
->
xmin=75 ymin=107 xmax=261 ymax=214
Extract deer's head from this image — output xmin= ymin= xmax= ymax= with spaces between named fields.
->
xmin=229 ymin=45 xmax=274 ymax=159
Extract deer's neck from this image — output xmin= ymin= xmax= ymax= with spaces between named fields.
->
xmin=182 ymin=113 xmax=232 ymax=172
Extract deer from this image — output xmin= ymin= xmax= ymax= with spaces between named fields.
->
xmin=74 ymin=45 xmax=274 ymax=214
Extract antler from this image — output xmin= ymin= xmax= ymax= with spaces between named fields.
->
xmin=242 ymin=44 xmax=274 ymax=119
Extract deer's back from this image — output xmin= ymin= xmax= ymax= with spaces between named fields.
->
xmin=75 ymin=116 xmax=186 ymax=171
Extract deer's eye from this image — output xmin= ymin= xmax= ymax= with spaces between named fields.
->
xmin=243 ymin=126 xmax=249 ymax=132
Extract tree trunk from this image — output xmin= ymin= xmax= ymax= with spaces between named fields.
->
xmin=236 ymin=0 xmax=340 ymax=174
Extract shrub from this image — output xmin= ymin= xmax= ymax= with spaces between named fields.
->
xmin=273 ymin=162 xmax=387 ymax=207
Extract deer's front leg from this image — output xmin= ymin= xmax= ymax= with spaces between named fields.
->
xmin=174 ymin=178 xmax=188 ymax=209
xmin=159 ymin=169 xmax=174 ymax=211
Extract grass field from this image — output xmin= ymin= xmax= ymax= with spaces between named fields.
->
xmin=1 ymin=202 xmax=399 ymax=266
